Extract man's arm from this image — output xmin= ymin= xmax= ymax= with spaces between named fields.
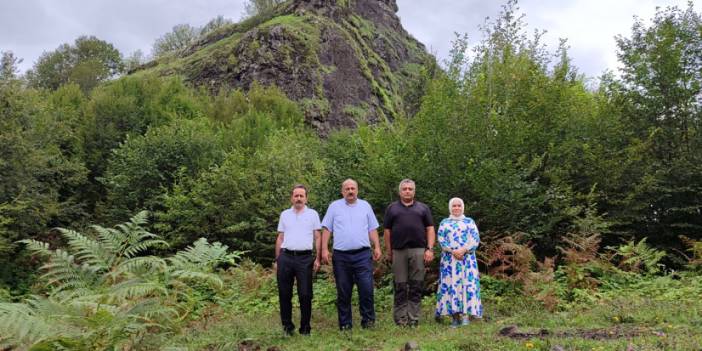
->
xmin=321 ymin=228 xmax=332 ymax=264
xmin=424 ymin=226 xmax=436 ymax=263
xmin=275 ymin=232 xmax=284 ymax=259
xmin=383 ymin=206 xmax=393 ymax=261
xmin=369 ymin=229 xmax=382 ymax=261
xmin=383 ymin=228 xmax=392 ymax=261
xmin=313 ymin=229 xmax=321 ymax=272
xmin=274 ymin=232 xmax=284 ymax=270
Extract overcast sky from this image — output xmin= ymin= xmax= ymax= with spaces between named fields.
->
xmin=1 ymin=0 xmax=699 ymax=79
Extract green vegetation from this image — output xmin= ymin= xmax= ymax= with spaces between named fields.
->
xmin=343 ymin=103 xmax=370 ymax=122
xmin=25 ymin=36 xmax=124 ymax=93
xmin=151 ymin=16 xmax=235 ymax=59
xmin=1 ymin=215 xmax=700 ymax=349
xmin=0 ymin=1 xmax=701 ymax=349
xmin=134 ymin=1 xmax=429 ymax=126
xmin=0 ymin=212 xmax=242 ymax=350
xmin=242 ymin=0 xmax=286 ymax=19
xmin=301 ymin=98 xmax=331 ymax=121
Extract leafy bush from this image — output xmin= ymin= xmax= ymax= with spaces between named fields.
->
xmin=156 ymin=128 xmax=326 ymax=257
xmin=101 ymin=117 xmax=226 ymax=220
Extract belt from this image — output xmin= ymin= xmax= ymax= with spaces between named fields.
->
xmin=334 ymin=247 xmax=370 ymax=255
xmin=282 ymin=248 xmax=313 ymax=256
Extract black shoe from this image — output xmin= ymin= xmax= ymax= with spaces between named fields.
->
xmin=361 ymin=320 xmax=375 ymax=329
xmin=299 ymin=328 xmax=311 ymax=336
xmin=340 ymin=324 xmax=352 ymax=331
xmin=408 ymin=320 xmax=418 ymax=328
xmin=283 ymin=327 xmax=295 ymax=336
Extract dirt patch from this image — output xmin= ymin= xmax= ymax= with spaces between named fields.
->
xmin=498 ymin=325 xmax=663 ymax=340
xmin=237 ymin=340 xmax=281 ymax=351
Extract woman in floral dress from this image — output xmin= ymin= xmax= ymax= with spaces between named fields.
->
xmin=435 ymin=197 xmax=482 ymax=327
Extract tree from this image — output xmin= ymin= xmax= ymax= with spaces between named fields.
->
xmin=0 ymin=82 xmax=89 ymax=290
xmin=151 ymin=24 xmax=199 ymax=58
xmin=151 ymin=16 xmax=233 ymax=59
xmin=80 ymin=76 xmax=203 ymax=213
xmin=123 ymin=49 xmax=146 ymax=73
xmin=243 ymin=0 xmax=284 ymax=18
xmin=609 ymin=3 xmax=702 ymax=251
xmin=101 ymin=118 xmax=225 ymax=220
xmin=200 ymin=15 xmax=233 ymax=36
xmin=0 ymin=51 xmax=22 ymax=82
xmin=26 ymin=36 xmax=124 ymax=92
xmin=616 ymin=2 xmax=701 ymax=160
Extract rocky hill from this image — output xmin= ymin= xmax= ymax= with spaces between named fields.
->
xmin=135 ymin=0 xmax=434 ymax=134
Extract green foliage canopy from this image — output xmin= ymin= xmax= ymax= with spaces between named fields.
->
xmin=26 ymin=36 xmax=124 ymax=92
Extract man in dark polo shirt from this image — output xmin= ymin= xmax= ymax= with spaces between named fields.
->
xmin=383 ymin=179 xmax=435 ymax=326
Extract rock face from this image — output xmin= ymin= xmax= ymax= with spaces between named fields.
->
xmin=142 ymin=0 xmax=434 ymax=134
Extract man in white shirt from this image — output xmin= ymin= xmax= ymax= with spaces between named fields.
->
xmin=275 ymin=184 xmax=322 ymax=336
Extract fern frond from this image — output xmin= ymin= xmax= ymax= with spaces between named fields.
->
xmin=129 ymin=210 xmax=150 ymax=226
xmin=123 ymin=239 xmax=169 ymax=258
xmin=115 ymin=256 xmax=167 ymax=275
xmin=170 ymin=270 xmax=224 ymax=289
xmin=39 ymin=250 xmax=97 ymax=293
xmin=21 ymin=238 xmax=100 ymax=293
xmin=127 ymin=298 xmax=178 ymax=321
xmin=110 ymin=279 xmax=168 ymax=301
xmin=91 ymin=225 xmax=121 ymax=258
xmin=59 ymin=228 xmax=113 ymax=272
xmin=168 ymin=238 xmax=240 ymax=271
xmin=19 ymin=239 xmax=52 ymax=256
xmin=0 ymin=301 xmax=73 ymax=348
xmin=65 ymin=300 xmax=120 ymax=315
xmin=116 ymin=223 xmax=133 ymax=237
xmin=99 ymin=212 xmax=170 ymax=258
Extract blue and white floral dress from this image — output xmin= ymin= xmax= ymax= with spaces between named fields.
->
xmin=435 ymin=217 xmax=482 ymax=318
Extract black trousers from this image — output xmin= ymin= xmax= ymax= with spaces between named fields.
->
xmin=276 ymin=252 xmax=314 ymax=333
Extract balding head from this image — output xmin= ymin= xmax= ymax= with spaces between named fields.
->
xmin=341 ymin=178 xmax=358 ymax=204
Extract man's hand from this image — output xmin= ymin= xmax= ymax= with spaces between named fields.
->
xmin=273 ymin=259 xmax=278 ymax=273
xmin=386 ymin=250 xmax=393 ymax=263
xmin=321 ymin=249 xmax=331 ymax=265
xmin=372 ymin=246 xmax=382 ymax=261
xmin=313 ymin=258 xmax=321 ymax=273
xmin=423 ymin=249 xmax=434 ymax=264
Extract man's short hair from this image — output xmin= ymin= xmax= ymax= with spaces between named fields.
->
xmin=291 ymin=184 xmax=308 ymax=196
xmin=398 ymin=178 xmax=415 ymax=192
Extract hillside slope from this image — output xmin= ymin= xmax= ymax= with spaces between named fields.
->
xmin=135 ymin=0 xmax=434 ymax=134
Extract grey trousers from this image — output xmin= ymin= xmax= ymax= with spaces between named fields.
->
xmin=392 ymin=248 xmax=425 ymax=325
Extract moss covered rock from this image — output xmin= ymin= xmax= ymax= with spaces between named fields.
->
xmin=136 ymin=0 xmax=434 ymax=134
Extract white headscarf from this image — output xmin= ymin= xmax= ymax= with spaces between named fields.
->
xmin=448 ymin=197 xmax=465 ymax=221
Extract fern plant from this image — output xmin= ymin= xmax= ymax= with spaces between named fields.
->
xmin=679 ymin=235 xmax=702 ymax=272
xmin=0 ymin=211 xmax=243 ymax=350
xmin=0 ymin=296 xmax=79 ymax=349
xmin=610 ymin=238 xmax=666 ymax=274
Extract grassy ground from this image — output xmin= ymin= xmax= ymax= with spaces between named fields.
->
xmin=167 ymin=273 xmax=702 ymax=351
